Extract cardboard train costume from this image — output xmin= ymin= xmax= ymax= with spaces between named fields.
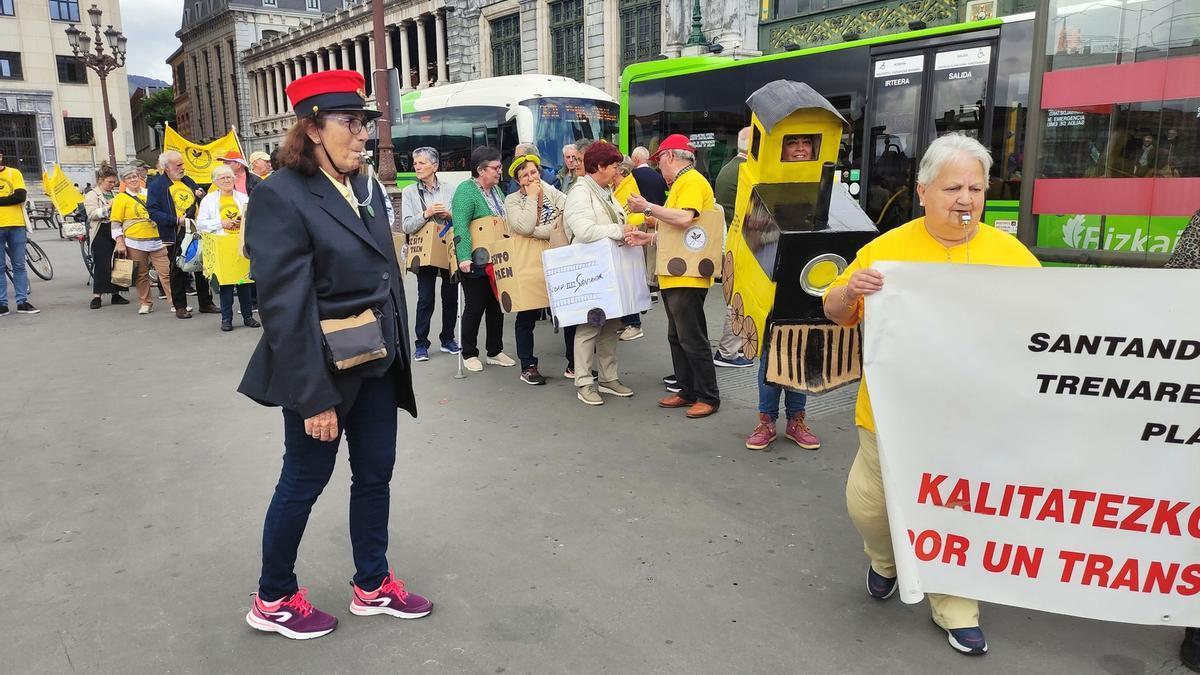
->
xmin=724 ymin=80 xmax=878 ymax=393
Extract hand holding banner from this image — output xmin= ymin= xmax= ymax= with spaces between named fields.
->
xmin=864 ymin=262 xmax=1200 ymax=626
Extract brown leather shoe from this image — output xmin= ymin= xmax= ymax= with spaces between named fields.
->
xmin=657 ymin=394 xmax=694 ymax=409
xmin=198 ymin=304 xmax=221 ymax=314
xmin=175 ymin=308 xmax=193 ymax=319
xmin=685 ymin=402 xmax=719 ymax=419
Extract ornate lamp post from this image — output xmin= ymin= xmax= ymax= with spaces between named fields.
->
xmin=65 ymin=4 xmax=126 ymax=168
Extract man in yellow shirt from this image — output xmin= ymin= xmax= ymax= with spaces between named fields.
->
xmin=823 ymin=134 xmax=1039 ymax=657
xmin=626 ymin=134 xmax=719 ymax=419
xmin=0 ymin=151 xmax=36 ymax=315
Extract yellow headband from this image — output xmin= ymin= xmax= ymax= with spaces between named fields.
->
xmin=508 ymin=154 xmax=541 ymax=179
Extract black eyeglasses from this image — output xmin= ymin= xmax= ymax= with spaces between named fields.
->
xmin=325 ymin=114 xmax=375 ymax=136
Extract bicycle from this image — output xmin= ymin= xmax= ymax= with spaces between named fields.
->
xmin=2 ymin=227 xmax=54 ymax=287
xmin=61 ymin=207 xmax=93 ymax=281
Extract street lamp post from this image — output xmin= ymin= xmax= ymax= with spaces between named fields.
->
xmin=65 ymin=4 xmax=126 ymax=169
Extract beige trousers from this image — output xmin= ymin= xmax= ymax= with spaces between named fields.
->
xmin=573 ymin=318 xmax=621 ymax=387
xmin=126 ymin=247 xmax=174 ymax=309
xmin=846 ymin=427 xmax=980 ymax=629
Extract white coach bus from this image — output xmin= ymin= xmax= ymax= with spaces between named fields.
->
xmin=389 ymin=74 xmax=619 ymax=189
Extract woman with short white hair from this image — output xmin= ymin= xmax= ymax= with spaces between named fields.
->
xmin=822 ymin=133 xmax=1040 ymax=657
xmin=197 ymin=163 xmax=257 ymax=332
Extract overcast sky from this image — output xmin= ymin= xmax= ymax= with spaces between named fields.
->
xmin=119 ymin=0 xmax=183 ymax=84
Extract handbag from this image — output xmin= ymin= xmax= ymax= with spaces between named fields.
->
xmin=111 ymin=254 xmax=134 ymax=288
xmin=176 ymin=222 xmax=203 ymax=273
xmin=319 ymin=308 xmax=388 ymax=371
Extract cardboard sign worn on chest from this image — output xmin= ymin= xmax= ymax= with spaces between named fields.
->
xmin=490 ymin=234 xmax=550 ymax=313
xmin=406 ymin=219 xmax=455 ymax=271
xmin=468 ymin=216 xmax=508 ymax=264
xmin=655 ymin=209 xmax=724 ymax=278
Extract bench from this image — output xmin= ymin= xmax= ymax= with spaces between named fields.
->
xmin=27 ymin=201 xmax=60 ymax=231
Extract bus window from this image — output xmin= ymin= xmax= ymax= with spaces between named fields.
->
xmin=990 ymin=20 xmax=1033 ymax=199
xmin=522 ymin=97 xmax=619 ymax=175
xmin=927 ymin=45 xmax=992 ymax=143
xmin=866 ymin=53 xmax=924 ymax=231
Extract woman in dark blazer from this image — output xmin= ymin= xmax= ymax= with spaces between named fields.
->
xmin=239 ymin=69 xmax=431 ymax=641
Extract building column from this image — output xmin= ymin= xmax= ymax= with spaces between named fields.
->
xmin=435 ymin=11 xmax=448 ymax=85
xmin=277 ymin=63 xmax=289 ymax=112
xmin=264 ymin=68 xmax=275 ymax=116
xmin=385 ymin=27 xmax=395 ymax=70
xmin=341 ymin=41 xmax=351 ymax=70
xmin=357 ymin=36 xmax=372 ymax=94
xmin=416 ymin=15 xmax=429 ymax=89
xmin=399 ymin=22 xmax=412 ymax=91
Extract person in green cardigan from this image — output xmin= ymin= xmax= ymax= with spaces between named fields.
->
xmin=451 ymin=146 xmax=515 ymax=372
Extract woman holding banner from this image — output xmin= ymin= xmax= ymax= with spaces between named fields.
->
xmin=451 ymin=146 xmax=515 ymax=373
xmin=822 ymin=133 xmax=1039 ymax=656
xmin=196 ymin=164 xmax=258 ymax=332
xmin=503 ymin=153 xmax=565 ymax=386
xmin=83 ymin=165 xmax=128 ymax=309
xmin=563 ymin=142 xmax=636 ymax=406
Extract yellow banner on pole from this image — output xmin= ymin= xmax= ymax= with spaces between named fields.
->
xmin=41 ymin=164 xmax=85 ymax=217
xmin=163 ymin=124 xmax=243 ymax=184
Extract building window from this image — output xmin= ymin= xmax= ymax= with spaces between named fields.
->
xmin=490 ymin=13 xmax=520 ymax=77
xmin=64 ymin=117 xmax=94 ymax=146
xmin=619 ymin=0 xmax=661 ymax=69
xmin=0 ymin=51 xmax=21 ymax=79
xmin=550 ymin=0 xmax=585 ymax=82
xmin=262 ymin=0 xmax=277 ymax=6
xmin=176 ymin=64 xmax=186 ymax=88
xmin=0 ymin=1 xmax=14 ymax=17
xmin=49 ymin=0 xmax=80 ymax=22
xmin=56 ymin=55 xmax=87 ymax=84
xmin=306 ymin=0 xmax=319 ymax=9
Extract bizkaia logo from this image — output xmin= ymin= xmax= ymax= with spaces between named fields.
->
xmin=1061 ymin=214 xmax=1178 ymax=252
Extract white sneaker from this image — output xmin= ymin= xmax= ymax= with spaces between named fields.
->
xmin=463 ymin=356 xmax=483 ymax=372
xmin=486 ymin=352 xmax=516 ymax=367
xmin=138 ymin=304 xmax=152 ymax=315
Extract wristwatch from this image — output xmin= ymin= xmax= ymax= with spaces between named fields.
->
xmin=643 ymin=205 xmax=654 ymax=217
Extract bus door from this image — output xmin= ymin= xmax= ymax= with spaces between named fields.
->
xmin=865 ymin=36 xmax=998 ymax=230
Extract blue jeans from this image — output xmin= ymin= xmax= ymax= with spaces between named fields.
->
xmin=218 ymin=281 xmax=253 ymax=323
xmin=0 ymin=225 xmax=29 ymax=305
xmin=258 ymin=376 xmax=398 ymax=601
xmin=758 ymin=350 xmax=806 ymax=420
xmin=621 ymin=313 xmax=641 ymax=328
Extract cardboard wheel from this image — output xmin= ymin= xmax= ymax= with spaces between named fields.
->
xmin=721 ymin=251 xmax=735 ymax=305
xmin=587 ymin=307 xmax=607 ymax=327
xmin=741 ymin=316 xmax=758 ymax=357
xmin=730 ymin=293 xmax=745 ymax=331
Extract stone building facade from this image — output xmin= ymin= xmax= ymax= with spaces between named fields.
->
xmin=0 ymin=0 xmax=135 ymax=187
xmin=172 ymin=0 xmax=344 ymax=145
xmin=242 ymin=0 xmax=453 ymax=154
xmin=444 ymin=0 xmax=760 ymax=100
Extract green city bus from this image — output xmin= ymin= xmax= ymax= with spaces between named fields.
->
xmin=619 ymin=8 xmax=1197 ymax=261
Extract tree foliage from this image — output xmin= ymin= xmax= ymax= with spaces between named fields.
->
xmin=142 ymin=87 xmax=176 ymax=128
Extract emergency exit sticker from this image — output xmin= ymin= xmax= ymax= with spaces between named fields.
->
xmin=934 ymin=46 xmax=992 ymax=70
xmin=874 ymin=55 xmax=924 ymax=78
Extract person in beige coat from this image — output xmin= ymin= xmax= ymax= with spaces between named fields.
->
xmin=503 ymin=154 xmax=567 ymax=385
xmin=563 ymin=142 xmax=635 ymax=406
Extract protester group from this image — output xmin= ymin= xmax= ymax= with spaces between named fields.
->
xmin=1 ymin=66 xmax=1194 ymax=669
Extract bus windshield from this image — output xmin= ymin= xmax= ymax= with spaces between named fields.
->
xmin=523 ymin=97 xmax=620 ymax=174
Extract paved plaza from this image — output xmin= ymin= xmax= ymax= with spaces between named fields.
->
xmin=0 ymin=230 xmax=1188 ymax=674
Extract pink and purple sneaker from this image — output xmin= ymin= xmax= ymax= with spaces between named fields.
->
xmin=350 ymin=569 xmax=433 ymax=619
xmin=245 ymin=588 xmax=337 ymax=640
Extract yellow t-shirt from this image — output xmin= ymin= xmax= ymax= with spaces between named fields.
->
xmin=110 ymin=191 xmax=157 ymax=241
xmin=0 ymin=166 xmax=27 ymax=227
xmin=219 ymin=194 xmax=241 ymax=226
xmin=169 ymin=180 xmax=197 ymax=218
xmin=824 ymin=217 xmax=1040 ymax=433
xmin=614 ymin=174 xmax=645 ymax=228
xmin=659 ymin=168 xmax=715 ymax=290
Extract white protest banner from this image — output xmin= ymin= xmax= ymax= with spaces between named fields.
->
xmin=864 ymin=262 xmax=1200 ymax=626
xmin=543 ymin=239 xmax=650 ymax=327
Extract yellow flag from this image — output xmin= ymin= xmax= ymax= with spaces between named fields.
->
xmin=163 ymin=125 xmax=243 ymax=184
xmin=42 ymin=164 xmax=85 ymax=217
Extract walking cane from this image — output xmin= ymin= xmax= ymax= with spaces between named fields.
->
xmin=454 ymin=269 xmax=466 ymax=380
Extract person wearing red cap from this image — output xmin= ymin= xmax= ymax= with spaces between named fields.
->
xmin=217 ymin=149 xmax=261 ymax=196
xmin=625 ymin=134 xmax=721 ymax=419
xmin=239 ymin=70 xmax=431 ymax=640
